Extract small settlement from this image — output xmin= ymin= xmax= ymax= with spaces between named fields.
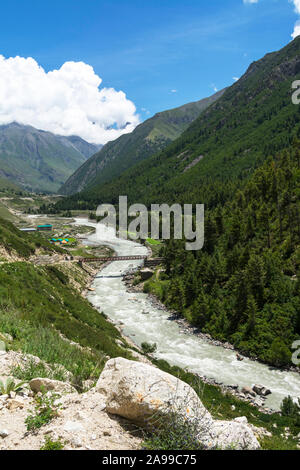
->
xmin=20 ymin=224 xmax=76 ymax=246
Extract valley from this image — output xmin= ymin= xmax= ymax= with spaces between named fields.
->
xmin=0 ymin=199 xmax=299 ymax=450
xmin=0 ymin=29 xmax=299 ymax=452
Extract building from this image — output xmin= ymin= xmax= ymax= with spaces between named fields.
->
xmin=37 ymin=224 xmax=52 ymax=232
xmin=19 ymin=228 xmax=37 ymax=232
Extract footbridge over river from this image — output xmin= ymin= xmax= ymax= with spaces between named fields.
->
xmin=78 ymin=255 xmax=164 ymax=267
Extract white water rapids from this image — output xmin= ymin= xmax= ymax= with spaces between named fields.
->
xmin=74 ymin=218 xmax=300 ymax=410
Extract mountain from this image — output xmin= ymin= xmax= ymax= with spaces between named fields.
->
xmin=0 ymin=123 xmax=100 ymax=193
xmin=59 ymin=89 xmax=225 ymax=195
xmin=57 ymin=37 xmax=300 ymax=210
xmin=52 ymin=38 xmax=300 ymax=370
xmin=0 ymin=175 xmax=22 ymax=194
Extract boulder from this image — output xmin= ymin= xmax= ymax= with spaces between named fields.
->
xmin=204 ymin=420 xmax=260 ymax=450
xmin=96 ymin=358 xmax=260 ymax=450
xmin=242 ymin=386 xmax=256 ymax=397
xmin=96 ymin=357 xmax=212 ymax=428
xmin=29 ymin=378 xmax=77 ymax=395
xmin=140 ymin=268 xmax=154 ymax=281
xmin=261 ymin=388 xmax=271 ymax=397
xmin=252 ymin=384 xmax=271 ymax=397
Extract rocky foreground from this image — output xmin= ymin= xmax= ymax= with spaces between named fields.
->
xmin=0 ymin=353 xmax=269 ymax=450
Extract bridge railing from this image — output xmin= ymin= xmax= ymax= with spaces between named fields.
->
xmin=79 ymin=255 xmax=148 ymax=263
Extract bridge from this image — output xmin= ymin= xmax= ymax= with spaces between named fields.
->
xmin=78 ymin=255 xmax=164 ymax=267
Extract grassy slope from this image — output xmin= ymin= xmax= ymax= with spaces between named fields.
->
xmin=0 ymin=262 xmax=133 ymax=386
xmin=59 ymin=90 xmax=225 ymax=195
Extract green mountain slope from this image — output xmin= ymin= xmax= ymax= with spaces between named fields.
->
xmin=0 ymin=175 xmax=22 ymax=194
xmin=59 ymin=89 xmax=225 ymax=195
xmin=57 ymin=37 xmax=300 ymax=210
xmin=53 ymin=38 xmax=300 ymax=370
xmin=0 ymin=123 xmax=100 ymax=193
xmin=147 ymin=148 xmax=299 ymax=367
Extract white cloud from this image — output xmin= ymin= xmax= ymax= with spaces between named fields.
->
xmin=243 ymin=0 xmax=258 ymax=4
xmin=292 ymin=0 xmax=300 ymax=14
xmin=291 ymin=1 xmax=300 ymax=38
xmin=233 ymin=77 xmax=240 ymax=82
xmin=292 ymin=20 xmax=300 ymax=38
xmin=170 ymin=89 xmax=177 ymax=93
xmin=0 ymin=55 xmax=140 ymax=144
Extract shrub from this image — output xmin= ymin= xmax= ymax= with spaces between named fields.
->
xmin=280 ymin=396 xmax=300 ymax=418
xmin=141 ymin=342 xmax=157 ymax=354
xmin=0 ymin=377 xmax=26 ymax=395
xmin=40 ymin=436 xmax=65 ymax=450
xmin=143 ymin=411 xmax=206 ymax=451
xmin=25 ymin=390 xmax=61 ymax=431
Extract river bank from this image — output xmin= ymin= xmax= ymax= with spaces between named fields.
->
xmin=72 ymin=219 xmax=300 ymax=412
xmin=124 ymin=271 xmax=300 ymax=375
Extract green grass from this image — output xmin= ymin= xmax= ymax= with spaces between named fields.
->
xmin=0 ymin=261 xmax=135 ymax=388
xmin=40 ymin=437 xmax=65 ymax=450
xmin=146 ymin=238 xmax=162 ymax=246
xmin=0 ymin=202 xmax=19 ymax=223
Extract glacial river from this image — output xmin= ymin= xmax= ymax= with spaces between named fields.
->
xmin=75 ymin=218 xmax=300 ymax=410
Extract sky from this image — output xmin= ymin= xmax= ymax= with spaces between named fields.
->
xmin=0 ymin=0 xmax=299 ymax=144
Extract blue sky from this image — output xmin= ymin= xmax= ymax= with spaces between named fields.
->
xmin=0 ymin=0 xmax=299 ymax=142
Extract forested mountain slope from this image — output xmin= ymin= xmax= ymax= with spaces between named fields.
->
xmin=0 ymin=123 xmax=100 ymax=193
xmin=148 ymin=148 xmax=299 ymax=367
xmin=56 ymin=36 xmax=300 ymax=210
xmin=59 ymin=89 xmax=225 ymax=195
xmin=53 ymin=38 xmax=300 ymax=369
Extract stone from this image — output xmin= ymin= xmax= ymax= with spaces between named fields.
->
xmin=7 ymin=398 xmax=25 ymax=410
xmin=96 ymin=357 xmax=212 ymax=427
xmin=0 ymin=430 xmax=9 ymax=438
xmin=242 ymin=386 xmax=256 ymax=397
xmin=234 ymin=416 xmax=248 ymax=424
xmin=140 ymin=268 xmax=154 ymax=281
xmin=252 ymin=384 xmax=271 ymax=397
xmin=204 ymin=420 xmax=260 ymax=450
xmin=71 ymin=437 xmax=83 ymax=448
xmin=96 ymin=357 xmax=260 ymax=450
xmin=63 ymin=421 xmax=84 ymax=433
xmin=29 ymin=378 xmax=77 ymax=395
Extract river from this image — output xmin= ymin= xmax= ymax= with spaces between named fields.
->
xmin=74 ymin=218 xmax=300 ymax=410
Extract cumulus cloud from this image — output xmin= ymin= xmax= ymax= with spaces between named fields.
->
xmin=243 ymin=0 xmax=259 ymax=4
xmin=233 ymin=76 xmax=240 ymax=82
xmin=292 ymin=20 xmax=300 ymax=39
xmin=292 ymin=0 xmax=300 ymax=14
xmin=291 ymin=1 xmax=300 ymax=38
xmin=0 ymin=55 xmax=140 ymax=144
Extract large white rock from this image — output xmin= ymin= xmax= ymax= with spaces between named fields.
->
xmin=96 ymin=357 xmax=212 ymax=428
xmin=29 ymin=378 xmax=77 ymax=395
xmin=96 ymin=358 xmax=260 ymax=450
